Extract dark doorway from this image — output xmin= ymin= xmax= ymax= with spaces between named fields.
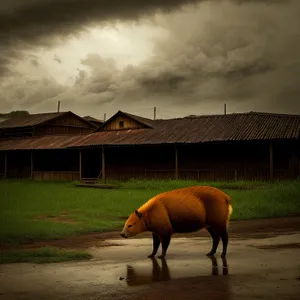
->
xmin=81 ymin=149 xmax=102 ymax=179
xmin=6 ymin=151 xmax=31 ymax=178
xmin=0 ymin=152 xmax=5 ymax=177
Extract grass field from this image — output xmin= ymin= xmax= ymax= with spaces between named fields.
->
xmin=1 ymin=178 xmax=300 ymax=246
xmin=0 ymin=246 xmax=92 ymax=264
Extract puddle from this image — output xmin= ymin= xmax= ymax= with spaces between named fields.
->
xmin=253 ymin=243 xmax=300 ymax=250
xmin=0 ymin=233 xmax=300 ymax=300
xmin=125 ymin=256 xmax=229 ymax=286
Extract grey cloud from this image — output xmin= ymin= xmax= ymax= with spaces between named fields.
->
xmin=54 ymin=55 xmax=62 ymax=64
xmin=130 ymin=0 xmax=300 ymax=112
xmin=0 ymin=0 xmax=200 ymax=78
xmin=1 ymin=0 xmax=300 ymax=116
xmin=0 ymin=0 xmax=202 ymax=45
xmin=74 ymin=70 xmax=87 ymax=86
xmin=0 ymin=0 xmax=287 ymax=77
xmin=0 ymin=74 xmax=66 ymax=111
xmin=41 ymin=0 xmax=298 ymax=114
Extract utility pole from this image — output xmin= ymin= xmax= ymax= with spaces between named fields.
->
xmin=57 ymin=101 xmax=61 ymax=112
xmin=154 ymin=107 xmax=156 ymax=120
xmin=104 ymin=113 xmax=106 ymax=122
xmin=224 ymin=103 xmax=227 ymax=115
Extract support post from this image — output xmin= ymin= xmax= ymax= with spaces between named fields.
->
xmin=4 ymin=152 xmax=7 ymax=179
xmin=102 ymin=146 xmax=106 ymax=183
xmin=79 ymin=150 xmax=82 ymax=181
xmin=175 ymin=145 xmax=178 ymax=180
xmin=269 ymin=141 xmax=273 ymax=180
xmin=30 ymin=151 xmax=34 ymax=179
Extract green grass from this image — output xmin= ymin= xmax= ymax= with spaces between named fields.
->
xmin=0 ymin=246 xmax=92 ymax=264
xmin=0 ymin=178 xmax=300 ymax=245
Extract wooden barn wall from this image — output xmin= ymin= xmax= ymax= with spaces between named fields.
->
xmin=177 ymin=141 xmax=269 ymax=181
xmin=0 ymin=128 xmax=34 ymax=139
xmin=33 ymin=150 xmax=79 ymax=172
xmin=33 ymin=171 xmax=80 ymax=181
xmin=32 ymin=149 xmax=80 ymax=181
xmin=6 ymin=151 xmax=31 ymax=178
xmin=101 ymin=115 xmax=146 ymax=131
xmin=34 ymin=124 xmax=91 ymax=136
xmin=102 ymin=140 xmax=300 ymax=181
xmin=2 ymin=139 xmax=299 ymax=182
xmin=51 ymin=114 xmax=92 ymax=128
xmin=176 ymin=140 xmax=299 ymax=181
xmin=105 ymin=145 xmax=176 ymax=180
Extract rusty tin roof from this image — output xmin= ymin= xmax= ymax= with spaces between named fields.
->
xmin=0 ymin=111 xmax=299 ymax=151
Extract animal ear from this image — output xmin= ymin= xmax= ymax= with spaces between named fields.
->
xmin=135 ymin=210 xmax=142 ymax=219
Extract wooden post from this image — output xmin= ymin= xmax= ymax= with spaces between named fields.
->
xmin=269 ymin=141 xmax=273 ymax=180
xmin=79 ymin=150 xmax=82 ymax=181
xmin=175 ymin=146 xmax=178 ymax=180
xmin=102 ymin=146 xmax=106 ymax=183
xmin=30 ymin=151 xmax=34 ymax=179
xmin=4 ymin=152 xmax=7 ymax=179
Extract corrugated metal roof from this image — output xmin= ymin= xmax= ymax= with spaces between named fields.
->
xmin=0 ymin=112 xmax=68 ymax=129
xmin=0 ymin=112 xmax=299 ymax=151
xmin=0 ymin=135 xmax=84 ymax=151
xmin=70 ymin=112 xmax=300 ymax=147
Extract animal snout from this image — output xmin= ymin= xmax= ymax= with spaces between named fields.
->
xmin=120 ymin=233 xmax=126 ymax=238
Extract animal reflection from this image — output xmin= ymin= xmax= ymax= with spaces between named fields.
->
xmin=126 ymin=256 xmax=228 ymax=286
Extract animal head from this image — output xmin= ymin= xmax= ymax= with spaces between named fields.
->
xmin=120 ymin=210 xmax=146 ymax=238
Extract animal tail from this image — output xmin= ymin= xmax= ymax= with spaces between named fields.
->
xmin=225 ymin=197 xmax=233 ymax=228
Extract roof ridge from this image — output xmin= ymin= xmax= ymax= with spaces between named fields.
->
xmin=118 ymin=110 xmax=154 ymax=122
xmin=157 ymin=111 xmax=300 ymax=121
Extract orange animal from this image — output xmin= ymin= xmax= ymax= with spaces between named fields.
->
xmin=120 ymin=186 xmax=233 ymax=259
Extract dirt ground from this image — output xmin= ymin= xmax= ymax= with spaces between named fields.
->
xmin=0 ymin=217 xmax=300 ymax=300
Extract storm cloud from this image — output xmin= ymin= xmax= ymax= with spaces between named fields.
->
xmin=1 ymin=0 xmax=300 ymax=118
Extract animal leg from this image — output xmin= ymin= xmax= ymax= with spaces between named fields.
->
xmin=148 ymin=233 xmax=161 ymax=258
xmin=208 ymin=255 xmax=219 ymax=276
xmin=221 ymin=256 xmax=228 ymax=275
xmin=220 ymin=229 xmax=229 ymax=257
xmin=158 ymin=234 xmax=171 ymax=259
xmin=206 ymin=226 xmax=220 ymax=256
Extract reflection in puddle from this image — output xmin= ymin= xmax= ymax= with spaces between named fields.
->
xmin=126 ymin=256 xmax=229 ymax=286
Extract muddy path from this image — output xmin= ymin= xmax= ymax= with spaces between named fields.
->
xmin=1 ymin=216 xmax=299 ymax=251
xmin=0 ymin=218 xmax=300 ymax=300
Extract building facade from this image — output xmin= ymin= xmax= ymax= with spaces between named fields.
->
xmin=0 ymin=110 xmax=299 ymax=182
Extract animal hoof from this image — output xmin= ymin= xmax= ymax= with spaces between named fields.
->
xmin=148 ymin=254 xmax=155 ymax=258
xmin=206 ymin=252 xmax=215 ymax=256
xmin=158 ymin=255 xmax=165 ymax=259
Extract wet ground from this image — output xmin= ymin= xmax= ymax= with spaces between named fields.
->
xmin=0 ymin=217 xmax=300 ymax=300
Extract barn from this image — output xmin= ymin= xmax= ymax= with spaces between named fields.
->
xmin=0 ymin=111 xmax=96 ymax=180
xmin=0 ymin=110 xmax=299 ymax=182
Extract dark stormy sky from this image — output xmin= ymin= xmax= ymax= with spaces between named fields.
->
xmin=1 ymin=0 xmax=300 ymax=120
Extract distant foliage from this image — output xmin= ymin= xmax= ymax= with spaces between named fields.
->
xmin=0 ymin=110 xmax=30 ymax=118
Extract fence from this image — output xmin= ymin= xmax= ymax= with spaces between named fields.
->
xmin=105 ymin=168 xmax=296 ymax=182
xmin=33 ymin=171 xmax=80 ymax=181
